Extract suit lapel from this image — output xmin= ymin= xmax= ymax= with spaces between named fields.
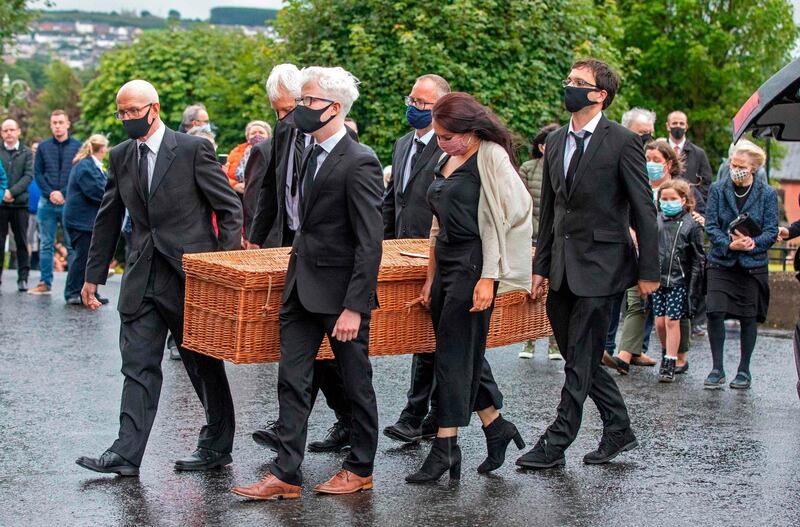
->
xmin=147 ymin=128 xmax=177 ymax=200
xmin=125 ymin=140 xmax=145 ymax=204
xmin=394 ymin=133 xmax=413 ymax=194
xmin=302 ymin=136 xmax=348 ymax=221
xmin=568 ymin=116 xmax=609 ymax=200
xmin=722 ymin=179 xmax=739 ymax=214
xmin=549 ymin=127 xmax=567 ymax=199
xmin=403 ymin=137 xmax=438 ymax=194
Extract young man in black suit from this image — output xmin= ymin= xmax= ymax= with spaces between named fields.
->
xmin=382 ymin=74 xmax=449 ymax=444
xmin=517 ymin=59 xmax=659 ymax=469
xmin=247 ymin=63 xmax=354 ymax=455
xmin=233 ymin=66 xmax=384 ymax=499
xmin=76 ymin=80 xmax=243 ymax=476
xmin=666 ymin=110 xmax=713 ymax=209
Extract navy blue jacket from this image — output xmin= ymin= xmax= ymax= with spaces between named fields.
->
xmin=705 ymin=175 xmax=778 ymax=269
xmin=63 ymin=156 xmax=107 ymax=232
xmin=34 ymin=135 xmax=81 ymax=197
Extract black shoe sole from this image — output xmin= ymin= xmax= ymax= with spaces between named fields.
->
xmin=516 ymin=457 xmax=566 ymax=469
xmin=252 ymin=433 xmax=279 ymax=451
xmin=703 ymin=379 xmax=726 ymax=389
xmin=76 ymin=458 xmax=139 ymax=476
xmin=307 ymin=443 xmax=351 ymax=453
xmin=383 ymin=428 xmax=422 ymax=444
xmin=174 ymin=453 xmax=232 ymax=471
xmin=583 ymin=439 xmax=638 ymax=465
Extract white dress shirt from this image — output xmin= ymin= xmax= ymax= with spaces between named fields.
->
xmin=136 ymin=120 xmax=165 ymax=190
xmin=668 ymin=137 xmax=686 ymax=153
xmin=563 ymin=110 xmax=603 ymax=179
xmin=401 ymin=128 xmax=434 ymax=191
xmin=310 ymin=126 xmax=348 ymax=180
xmin=3 ymin=141 xmax=20 ymax=151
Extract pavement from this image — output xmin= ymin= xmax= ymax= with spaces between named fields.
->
xmin=1 ymin=269 xmax=800 ymax=527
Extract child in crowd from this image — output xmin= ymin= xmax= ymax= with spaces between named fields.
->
xmin=652 ymin=179 xmax=705 ymax=382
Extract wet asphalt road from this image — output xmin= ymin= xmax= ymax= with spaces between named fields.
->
xmin=1 ymin=269 xmax=800 ymax=527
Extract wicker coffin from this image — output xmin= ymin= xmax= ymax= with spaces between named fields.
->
xmin=182 ymin=239 xmax=551 ymax=364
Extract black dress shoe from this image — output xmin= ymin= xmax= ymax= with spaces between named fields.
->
xmin=253 ymin=421 xmax=280 ymax=451
xmin=66 ymin=296 xmax=83 ymax=305
xmin=174 ymin=447 xmax=232 ymax=471
xmin=76 ymin=449 xmax=139 ymax=476
xmin=17 ymin=279 xmax=28 ymax=292
xmin=308 ymin=421 xmax=350 ymax=453
xmin=383 ymin=420 xmax=423 ymax=443
xmin=583 ymin=428 xmax=638 ymax=464
xmin=96 ymin=294 xmax=110 ymax=305
xmin=674 ymin=361 xmax=689 ymax=374
xmin=516 ymin=437 xmax=566 ymax=469
xmin=419 ymin=413 xmax=438 ymax=440
xmin=613 ymin=357 xmax=630 ymax=376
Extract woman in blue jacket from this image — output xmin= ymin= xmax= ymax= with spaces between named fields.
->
xmin=63 ymin=135 xmax=109 ymax=305
xmin=704 ymin=142 xmax=778 ymax=390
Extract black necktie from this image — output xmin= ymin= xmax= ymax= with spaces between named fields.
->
xmin=403 ymin=139 xmax=425 ymax=192
xmin=302 ymin=144 xmax=321 ymax=201
xmin=138 ymin=143 xmax=150 ymax=199
xmin=291 ymin=130 xmax=305 ymax=197
xmin=565 ymin=131 xmax=590 ymax=194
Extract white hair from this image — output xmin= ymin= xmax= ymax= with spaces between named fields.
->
xmin=621 ymin=107 xmax=656 ymax=129
xmin=729 ymin=138 xmax=756 ymax=158
xmin=300 ymin=66 xmax=360 ymax=115
xmin=266 ymin=63 xmax=302 ymax=102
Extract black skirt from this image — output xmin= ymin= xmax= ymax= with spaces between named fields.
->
xmin=706 ymin=264 xmax=770 ymax=322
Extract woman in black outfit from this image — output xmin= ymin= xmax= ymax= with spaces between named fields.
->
xmin=406 ymin=93 xmax=533 ymax=483
xmin=703 ymin=142 xmax=778 ymax=389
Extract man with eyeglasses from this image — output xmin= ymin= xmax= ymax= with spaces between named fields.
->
xmin=75 ymin=79 xmax=243 ymax=477
xmin=0 ymin=119 xmax=34 ymax=292
xmin=382 ymin=74 xmax=450 ymax=444
xmin=517 ymin=59 xmax=659 ymax=470
xmin=247 ymin=63 xmax=355 ymax=456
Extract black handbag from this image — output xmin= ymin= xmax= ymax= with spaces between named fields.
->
xmin=727 ymin=213 xmax=762 ymax=237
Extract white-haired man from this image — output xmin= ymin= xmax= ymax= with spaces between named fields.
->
xmin=621 ymin=107 xmax=656 ymax=143
xmin=233 ymin=66 xmax=383 ymax=499
xmin=248 ymin=64 xmax=354 ymax=456
xmin=75 ymin=79 xmax=243 ymax=476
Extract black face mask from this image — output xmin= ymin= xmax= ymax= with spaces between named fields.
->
xmin=293 ymin=103 xmax=335 ymax=134
xmin=122 ymin=112 xmax=153 ymax=140
xmin=640 ymin=133 xmax=653 ymax=145
xmin=564 ymin=86 xmax=597 ymax=113
xmin=670 ymin=127 xmax=686 ymax=140
xmin=277 ymin=106 xmax=296 ymax=122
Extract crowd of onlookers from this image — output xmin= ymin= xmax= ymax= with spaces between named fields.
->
xmin=0 ymin=95 xmax=792 ymax=390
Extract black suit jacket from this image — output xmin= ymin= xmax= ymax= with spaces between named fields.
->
xmin=382 ymin=131 xmax=439 ymax=239
xmin=242 ymin=137 xmax=273 ymax=239
xmin=284 ymin=131 xmax=384 ymax=315
xmin=680 ymin=140 xmax=712 ymax=204
xmin=85 ymin=126 xmax=243 ymax=315
xmin=534 ymin=115 xmax=659 ymax=297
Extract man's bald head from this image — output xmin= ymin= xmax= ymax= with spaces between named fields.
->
xmin=116 ymin=80 xmax=159 ymax=104
xmin=116 ymin=79 xmax=162 ymax=140
xmin=1 ymin=119 xmax=21 ymax=148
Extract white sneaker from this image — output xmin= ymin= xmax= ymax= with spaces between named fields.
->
xmin=548 ymin=348 xmax=563 ymax=361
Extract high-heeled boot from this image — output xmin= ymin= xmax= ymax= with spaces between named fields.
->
xmin=477 ymin=414 xmax=526 ymax=474
xmin=405 ymin=436 xmax=461 ymax=484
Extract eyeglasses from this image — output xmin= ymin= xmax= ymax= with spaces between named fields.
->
xmin=295 ymin=96 xmax=335 ymax=107
xmin=114 ymin=103 xmax=154 ymax=120
xmin=561 ymin=78 xmax=600 ymax=90
xmin=404 ymin=96 xmax=434 ymax=110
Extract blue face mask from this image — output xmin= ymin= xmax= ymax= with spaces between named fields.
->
xmin=406 ymin=105 xmax=432 ymax=130
xmin=659 ymin=199 xmax=684 ymax=217
xmin=646 ymin=161 xmax=665 ymax=181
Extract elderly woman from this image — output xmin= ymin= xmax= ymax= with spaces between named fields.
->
xmin=225 ymin=120 xmax=272 ymax=193
xmin=704 ymin=142 xmax=778 ymax=390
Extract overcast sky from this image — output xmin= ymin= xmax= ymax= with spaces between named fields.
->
xmin=45 ymin=0 xmax=284 ymax=21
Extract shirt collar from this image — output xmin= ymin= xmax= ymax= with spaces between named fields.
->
xmin=415 ymin=128 xmax=435 ymax=145
xmin=4 ymin=141 xmax=19 ymax=151
xmin=92 ymin=156 xmax=104 ymax=170
xmin=315 ymin=126 xmax=347 ymax=154
xmin=568 ymin=110 xmax=603 ymax=136
xmin=137 ymin=120 xmax=165 ymax=154
xmin=669 ymin=137 xmax=686 ymax=150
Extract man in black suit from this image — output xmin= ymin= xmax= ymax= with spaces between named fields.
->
xmin=517 ymin=59 xmax=659 ymax=469
xmin=75 ymin=80 xmax=243 ymax=477
xmin=232 ymin=66 xmax=383 ymax=499
xmin=247 ymin=64 xmax=354 ymax=455
xmin=382 ymin=74 xmax=449 ymax=443
xmin=666 ymin=110 xmax=713 ymax=210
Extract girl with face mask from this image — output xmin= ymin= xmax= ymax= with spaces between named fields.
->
xmin=652 ymin=179 xmax=705 ymax=382
xmin=703 ymin=143 xmax=778 ymax=390
xmin=407 ymin=92 xmax=533 ymax=483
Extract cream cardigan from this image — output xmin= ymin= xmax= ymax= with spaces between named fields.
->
xmin=429 ymin=140 xmax=533 ymax=294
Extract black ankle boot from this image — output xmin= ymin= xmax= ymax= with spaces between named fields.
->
xmin=477 ymin=414 xmax=526 ymax=474
xmin=405 ymin=436 xmax=461 ymax=484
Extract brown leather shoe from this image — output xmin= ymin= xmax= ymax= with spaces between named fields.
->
xmin=314 ymin=469 xmax=373 ymax=495
xmin=602 ymin=352 xmax=616 ymax=368
xmin=231 ymin=473 xmax=301 ymax=500
xmin=631 ymin=354 xmax=657 ymax=367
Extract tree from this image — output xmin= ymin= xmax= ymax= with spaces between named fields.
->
xmin=27 ymin=60 xmax=82 ymax=140
xmin=617 ymin=0 xmax=798 ymax=165
xmin=79 ymin=26 xmax=277 ymax=151
xmin=275 ymin=0 xmax=625 ymax=163
xmin=168 ymin=9 xmax=181 ymax=20
xmin=0 ymin=0 xmax=52 ymax=55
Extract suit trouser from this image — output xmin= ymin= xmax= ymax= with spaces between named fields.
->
xmin=0 ymin=207 xmax=29 ymax=281
xmin=544 ymin=281 xmax=631 ymax=450
xmin=110 ymin=253 xmax=235 ymax=466
xmin=271 ymin=288 xmax=378 ymax=486
xmin=64 ymin=228 xmax=90 ymax=300
xmin=398 ymin=352 xmax=438 ymax=427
